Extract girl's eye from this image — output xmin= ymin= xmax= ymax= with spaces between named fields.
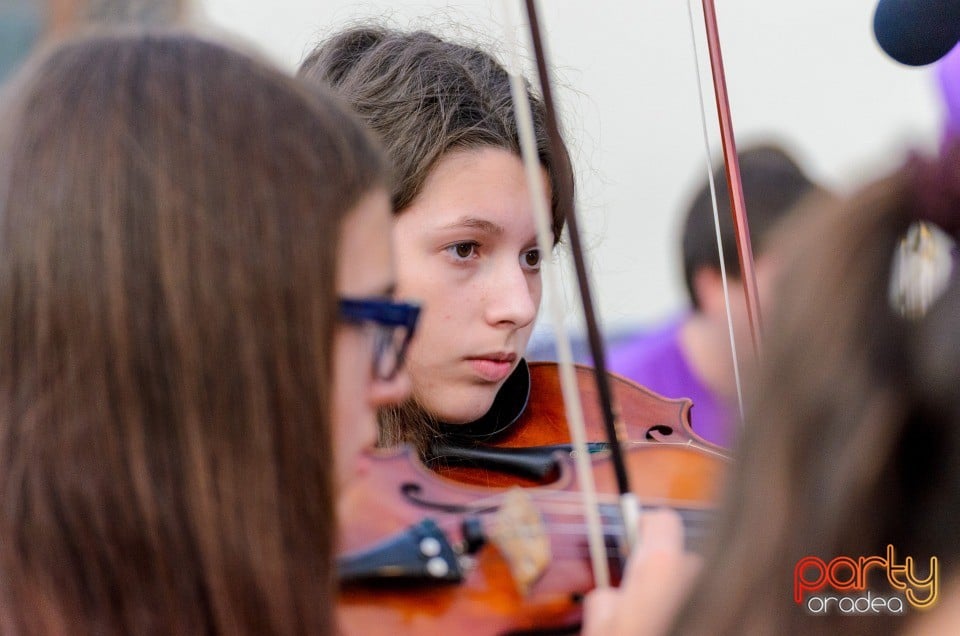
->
xmin=522 ymin=249 xmax=541 ymax=271
xmin=447 ymin=242 xmax=478 ymax=260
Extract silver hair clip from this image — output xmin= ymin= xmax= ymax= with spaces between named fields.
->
xmin=889 ymin=221 xmax=956 ymax=319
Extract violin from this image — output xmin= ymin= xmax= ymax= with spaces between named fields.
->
xmin=337 ymin=440 xmax=725 ymax=635
xmin=337 ymin=360 xmax=729 ymax=633
xmin=428 ymin=361 xmax=729 ymax=488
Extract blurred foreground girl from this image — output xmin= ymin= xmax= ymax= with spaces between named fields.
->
xmin=0 ymin=29 xmax=413 ymax=635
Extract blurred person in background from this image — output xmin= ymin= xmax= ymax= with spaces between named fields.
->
xmin=607 ymin=143 xmax=829 ymax=448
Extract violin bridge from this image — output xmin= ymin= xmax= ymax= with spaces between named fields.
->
xmin=488 ymin=487 xmax=550 ymax=596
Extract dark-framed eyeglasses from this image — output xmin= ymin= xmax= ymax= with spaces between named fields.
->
xmin=338 ymin=297 xmax=420 ymax=380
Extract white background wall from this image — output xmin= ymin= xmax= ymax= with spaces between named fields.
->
xmin=196 ymin=0 xmax=943 ymax=338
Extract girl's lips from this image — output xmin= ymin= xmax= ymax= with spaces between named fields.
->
xmin=466 ymin=357 xmax=514 ymax=382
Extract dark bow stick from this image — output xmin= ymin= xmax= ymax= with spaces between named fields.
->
xmin=523 ymin=0 xmax=634 ymax=504
xmin=521 ymin=0 xmax=762 ymax=543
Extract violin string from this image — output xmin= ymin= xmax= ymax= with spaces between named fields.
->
xmin=423 ymin=509 xmax=711 ymax=572
xmin=549 ymin=539 xmax=710 ymax=560
xmin=490 ymin=490 xmax=713 ymax=511
xmin=584 ymin=438 xmax=733 ymax=459
xmin=402 ymin=481 xmax=715 ymax=518
xmin=423 ymin=489 xmax=714 ymax=519
xmin=436 ymin=491 xmax=712 ymax=520
xmin=423 ymin=500 xmax=712 ymax=529
xmin=498 ymin=0 xmax=611 ymax=589
xmin=628 ymin=439 xmax=731 ymax=459
xmin=427 ymin=509 xmax=712 ymax=538
xmin=547 ymin=519 xmax=712 ymax=537
xmin=548 ymin=533 xmax=712 ymax=555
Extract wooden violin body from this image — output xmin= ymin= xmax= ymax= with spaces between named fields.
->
xmin=338 ymin=362 xmax=729 ymax=634
xmin=432 ymin=361 xmax=729 ymax=488
xmin=337 ymin=442 xmax=726 ymax=635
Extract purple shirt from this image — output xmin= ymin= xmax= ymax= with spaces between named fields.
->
xmin=607 ymin=315 xmax=734 ymax=448
xmin=938 ymin=45 xmax=960 ymax=140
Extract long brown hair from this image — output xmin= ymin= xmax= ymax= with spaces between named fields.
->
xmin=298 ymin=25 xmax=573 ymax=242
xmin=0 ymin=30 xmax=384 ymax=635
xmin=299 ymin=25 xmax=574 ymax=451
xmin=673 ymin=146 xmax=960 ymax=634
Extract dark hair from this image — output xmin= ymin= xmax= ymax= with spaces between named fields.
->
xmin=298 ymin=25 xmax=572 ymax=242
xmin=672 ymin=145 xmax=960 ymax=634
xmin=681 ymin=143 xmax=822 ymax=308
xmin=0 ymin=30 xmax=385 ymax=635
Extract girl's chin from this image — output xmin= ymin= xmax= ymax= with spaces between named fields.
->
xmin=424 ymin=389 xmax=499 ymax=425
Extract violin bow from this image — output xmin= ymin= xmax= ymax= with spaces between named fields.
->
xmin=698 ymin=0 xmax=763 ymax=352
xmin=506 ymin=0 xmax=762 ymax=580
xmin=509 ymin=0 xmax=643 ymax=581
xmin=499 ymin=0 xmax=615 ymax=589
xmin=686 ymin=0 xmax=763 ymax=427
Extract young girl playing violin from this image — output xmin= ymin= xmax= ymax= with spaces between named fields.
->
xmin=299 ymin=26 xmax=575 ymax=455
xmin=0 ymin=29 xmax=414 ymax=635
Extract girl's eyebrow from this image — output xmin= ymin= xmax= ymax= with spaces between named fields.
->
xmin=437 ymin=217 xmax=504 ymax=235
